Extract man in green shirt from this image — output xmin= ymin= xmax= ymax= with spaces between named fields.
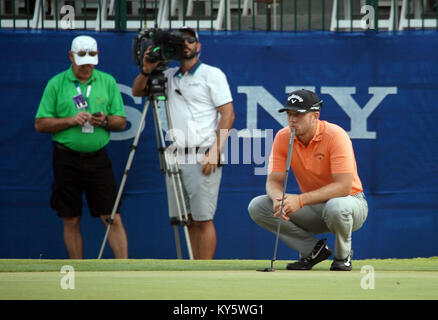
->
xmin=35 ymin=35 xmax=128 ymax=259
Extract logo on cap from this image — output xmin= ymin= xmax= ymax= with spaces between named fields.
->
xmin=288 ymin=94 xmax=304 ymax=104
xmin=279 ymin=89 xmax=323 ymax=113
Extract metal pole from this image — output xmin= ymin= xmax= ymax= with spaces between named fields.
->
xmin=154 ymin=99 xmax=194 ymax=260
xmin=150 ymin=100 xmax=183 ymax=259
xmin=322 ymin=0 xmax=325 ymax=31
xmin=270 ymin=129 xmax=295 ymax=269
xmin=97 ymin=100 xmax=151 ymax=259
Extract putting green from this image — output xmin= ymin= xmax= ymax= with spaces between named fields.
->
xmin=0 ymin=258 xmax=437 ymax=300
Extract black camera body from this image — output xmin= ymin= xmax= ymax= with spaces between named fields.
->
xmin=133 ymin=28 xmax=185 ymax=68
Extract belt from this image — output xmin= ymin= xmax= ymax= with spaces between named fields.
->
xmin=178 ymin=146 xmax=223 ymax=167
xmin=53 ymin=142 xmax=103 ymax=158
xmin=351 ymin=192 xmax=366 ymax=200
xmin=182 ymin=146 xmax=209 ymax=154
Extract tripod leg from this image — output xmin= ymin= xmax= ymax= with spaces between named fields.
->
xmin=166 ymin=152 xmax=194 ymax=260
xmin=152 ymin=101 xmax=167 ymax=174
xmin=97 ymin=100 xmax=151 ymax=259
xmin=164 ymin=170 xmax=184 ymax=260
xmin=161 ymin=100 xmax=195 ymax=260
xmin=152 ymin=100 xmax=194 ymax=260
xmin=173 ymin=226 xmax=182 ymax=259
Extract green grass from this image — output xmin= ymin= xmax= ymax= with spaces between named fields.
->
xmin=0 ymin=258 xmax=437 ymax=300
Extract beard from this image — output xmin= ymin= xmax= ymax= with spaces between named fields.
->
xmin=182 ymin=46 xmax=197 ymax=60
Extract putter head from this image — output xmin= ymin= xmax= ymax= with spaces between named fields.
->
xmin=256 ymin=267 xmax=275 ymax=272
xmin=256 ymin=259 xmax=276 ymax=272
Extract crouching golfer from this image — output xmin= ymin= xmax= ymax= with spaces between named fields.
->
xmin=248 ymin=89 xmax=368 ymax=271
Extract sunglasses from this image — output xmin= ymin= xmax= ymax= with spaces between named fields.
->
xmin=182 ymin=36 xmax=197 ymax=44
xmin=74 ymin=51 xmax=98 ymax=57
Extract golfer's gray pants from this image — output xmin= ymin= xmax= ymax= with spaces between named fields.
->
xmin=248 ymin=194 xmax=368 ymax=259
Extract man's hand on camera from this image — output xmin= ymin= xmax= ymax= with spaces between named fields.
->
xmin=132 ymin=46 xmax=159 ymax=97
xmin=142 ymin=46 xmax=160 ymax=74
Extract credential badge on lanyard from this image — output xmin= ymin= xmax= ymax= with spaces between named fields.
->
xmin=73 ymin=81 xmax=93 ymax=133
xmin=73 ymin=81 xmax=91 ymax=110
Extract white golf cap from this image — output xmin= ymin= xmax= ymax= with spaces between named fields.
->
xmin=71 ymin=35 xmax=99 ymax=66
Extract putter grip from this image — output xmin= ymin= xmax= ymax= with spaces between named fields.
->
xmin=279 ymin=128 xmax=295 ymax=210
xmin=285 ymin=129 xmax=295 ymax=171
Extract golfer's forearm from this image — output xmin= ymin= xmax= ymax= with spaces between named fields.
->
xmin=266 ymin=180 xmax=284 ymax=202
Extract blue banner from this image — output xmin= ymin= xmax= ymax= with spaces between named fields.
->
xmin=0 ymin=29 xmax=437 ymax=259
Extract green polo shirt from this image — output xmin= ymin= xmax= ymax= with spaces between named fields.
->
xmin=36 ymin=66 xmax=126 ymax=152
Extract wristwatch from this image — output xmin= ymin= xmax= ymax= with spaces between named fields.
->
xmin=102 ymin=116 xmax=109 ymax=128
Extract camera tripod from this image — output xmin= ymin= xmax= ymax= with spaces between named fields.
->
xmin=97 ymin=70 xmax=194 ymax=260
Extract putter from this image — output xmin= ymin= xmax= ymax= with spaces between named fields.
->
xmin=257 ymin=128 xmax=295 ymax=272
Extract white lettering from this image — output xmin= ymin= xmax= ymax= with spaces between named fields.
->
xmin=237 ymin=86 xmax=287 ymax=137
xmin=60 ymin=265 xmax=75 ymax=290
xmin=217 ymin=304 xmax=264 ymax=315
xmin=360 ymin=265 xmax=375 ymax=290
xmin=113 ymin=84 xmax=398 ymax=175
xmin=253 ymin=129 xmax=273 ymax=176
xmin=60 ymin=5 xmax=75 ymax=30
xmin=361 ymin=5 xmax=375 ymax=30
xmin=111 ymin=84 xmax=145 ymax=141
xmin=320 ymin=86 xmax=397 ymax=139
xmin=173 ymin=304 xmax=207 ymax=317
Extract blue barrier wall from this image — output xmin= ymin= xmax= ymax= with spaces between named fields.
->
xmin=0 ymin=30 xmax=437 ymax=259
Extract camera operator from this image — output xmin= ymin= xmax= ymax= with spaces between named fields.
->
xmin=132 ymin=27 xmax=235 ymax=260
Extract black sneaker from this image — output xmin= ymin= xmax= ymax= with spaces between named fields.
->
xmin=330 ymin=251 xmax=353 ymax=271
xmin=286 ymin=239 xmax=332 ymax=270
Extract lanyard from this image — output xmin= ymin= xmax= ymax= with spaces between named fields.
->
xmin=73 ymin=81 xmax=94 ymax=132
xmin=73 ymin=81 xmax=92 ymax=111
xmin=74 ymin=81 xmax=92 ymax=100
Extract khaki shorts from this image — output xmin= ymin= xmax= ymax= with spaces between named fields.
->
xmin=165 ymin=160 xmax=222 ymax=222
